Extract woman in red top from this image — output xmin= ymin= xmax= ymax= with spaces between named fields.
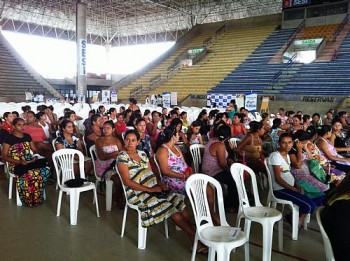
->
xmin=231 ymin=113 xmax=246 ymax=139
xmin=114 ymin=113 xmax=126 ymax=137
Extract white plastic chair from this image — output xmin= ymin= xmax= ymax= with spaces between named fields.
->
xmin=189 ymin=144 xmax=205 ymax=173
xmin=115 ymin=163 xmax=169 ymax=249
xmin=316 ymin=206 xmax=335 ymax=261
xmin=264 ymin=158 xmax=310 ymax=240
xmin=229 ymin=137 xmax=241 ymax=148
xmin=89 ymin=145 xmax=114 ymax=211
xmin=231 ymin=163 xmax=283 ymax=261
xmin=186 ymin=174 xmax=249 ymax=261
xmin=5 ymin=162 xmax=22 ymax=206
xmin=52 ymin=149 xmax=100 ymax=225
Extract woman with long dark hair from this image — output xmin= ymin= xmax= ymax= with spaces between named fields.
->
xmin=2 ymin=118 xmax=50 ymax=206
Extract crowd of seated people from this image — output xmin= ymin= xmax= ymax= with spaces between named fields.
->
xmin=3 ymin=100 xmax=350 ymax=257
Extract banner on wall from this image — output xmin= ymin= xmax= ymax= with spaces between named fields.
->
xmin=163 ymin=92 xmax=171 ymax=107
xmin=102 ymin=90 xmax=110 ymax=103
xmin=110 ymin=90 xmax=118 ymax=103
xmin=170 ymin=92 xmax=177 ymax=106
xmin=245 ymin=93 xmax=257 ymax=112
xmin=207 ymin=93 xmax=245 ymax=108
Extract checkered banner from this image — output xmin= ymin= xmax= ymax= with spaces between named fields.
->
xmin=207 ymin=93 xmax=246 ymax=109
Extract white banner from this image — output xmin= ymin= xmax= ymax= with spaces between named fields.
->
xmin=163 ymin=92 xmax=171 ymax=107
xmin=110 ymin=90 xmax=118 ymax=102
xmin=170 ymin=92 xmax=177 ymax=106
xmin=245 ymin=93 xmax=257 ymax=112
xmin=102 ymin=90 xmax=110 ymax=103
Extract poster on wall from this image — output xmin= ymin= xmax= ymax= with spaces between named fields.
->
xmin=245 ymin=93 xmax=257 ymax=112
xmin=102 ymin=90 xmax=110 ymax=103
xmin=110 ymin=90 xmax=118 ymax=103
xmin=170 ymin=92 xmax=177 ymax=106
xmin=163 ymin=92 xmax=171 ymax=107
xmin=207 ymin=93 xmax=245 ymax=108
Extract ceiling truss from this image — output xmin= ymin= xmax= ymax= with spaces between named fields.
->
xmin=0 ymin=0 xmax=282 ymax=46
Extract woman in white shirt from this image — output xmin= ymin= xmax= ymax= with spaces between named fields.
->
xmin=267 ymin=133 xmax=316 ymax=228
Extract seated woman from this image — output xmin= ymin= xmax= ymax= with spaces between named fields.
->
xmin=135 ymin=118 xmax=153 ymax=159
xmin=155 ymin=126 xmax=191 ymax=195
xmin=36 ymin=111 xmax=52 ymax=142
xmin=329 ymin=118 xmax=350 ymax=156
xmin=270 ymin=118 xmax=284 ymax=152
xmin=170 ymin=118 xmax=189 ymax=151
xmin=85 ymin=114 xmax=104 ymax=153
xmin=322 ymin=174 xmax=350 ymax=261
xmin=289 ymin=130 xmax=328 ymax=203
xmin=187 ymin=120 xmax=203 ymax=145
xmin=0 ymin=112 xmax=14 ymax=144
xmin=267 ymin=133 xmax=316 ymax=228
xmin=261 ymin=112 xmax=271 ymax=133
xmin=55 ymin=120 xmax=92 ymax=175
xmin=24 ymin=111 xmax=54 ymax=164
xmin=117 ymin=130 xmax=203 ymax=250
xmin=114 ymin=113 xmax=127 ymax=137
xmin=287 ymin=115 xmax=303 ymax=134
xmin=95 ymin=120 xmax=124 ymax=208
xmin=231 ymin=113 xmax=246 ymax=139
xmin=64 ymin=110 xmax=82 ymax=139
xmin=146 ymin=111 xmax=161 ymax=151
xmin=2 ymin=118 xmax=50 ymax=207
xmin=316 ymin=125 xmax=350 ymax=173
xmin=236 ymin=121 xmax=266 ymax=174
xmin=202 ymin=124 xmax=239 ymax=213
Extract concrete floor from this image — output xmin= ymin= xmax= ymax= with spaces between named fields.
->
xmin=0 ymin=169 xmax=326 ymax=261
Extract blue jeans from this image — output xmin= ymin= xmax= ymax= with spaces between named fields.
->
xmin=274 ymin=189 xmax=316 ymax=214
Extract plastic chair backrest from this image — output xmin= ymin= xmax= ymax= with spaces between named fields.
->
xmin=230 ymin=163 xmax=262 ymax=210
xmin=316 ymin=206 xmax=335 ymax=261
xmin=89 ymin=145 xmax=99 ymax=180
xmin=115 ymin=162 xmax=131 ymax=205
xmin=229 ymin=138 xmax=242 ymax=148
xmin=186 ymin=174 xmax=229 ymax=230
xmin=153 ymin=155 xmax=163 ymax=180
xmin=264 ymin=158 xmax=277 ymax=202
xmin=52 ymin=137 xmax=57 ymax=151
xmin=52 ymin=149 xmax=85 ymax=188
xmin=189 ymin=144 xmax=205 ymax=173
xmin=82 ymin=136 xmax=89 ymax=156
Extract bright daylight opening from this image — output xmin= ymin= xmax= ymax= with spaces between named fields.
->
xmin=2 ymin=31 xmax=175 ymax=79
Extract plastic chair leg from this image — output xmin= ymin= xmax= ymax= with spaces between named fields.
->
xmin=262 ymin=222 xmax=274 ymax=261
xmin=164 ymin=219 xmax=169 ymax=239
xmin=137 ymin=214 xmax=147 ymax=249
xmin=278 ymin=218 xmax=284 ymax=252
xmin=8 ymin=175 xmax=13 ymax=199
xmin=292 ymin=208 xmax=299 ymax=240
xmin=57 ymin=190 xmax=63 ymax=216
xmin=16 ymin=189 xmax=22 ymax=206
xmin=217 ymin=246 xmax=230 ymax=261
xmin=106 ymin=180 xmax=113 ymax=211
xmin=208 ymin=247 xmax=216 ymax=261
xmin=244 ymin=241 xmax=250 ymax=261
xmin=190 ymin=233 xmax=199 ymax=261
xmin=304 ymin=214 xmax=310 ymax=230
xmin=93 ymin=187 xmax=100 ymax=217
xmin=121 ymin=206 xmax=128 ymax=237
xmin=70 ymin=190 xmax=78 ymax=225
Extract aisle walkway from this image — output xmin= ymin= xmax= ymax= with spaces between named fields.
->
xmin=0 ymin=169 xmax=325 ymax=261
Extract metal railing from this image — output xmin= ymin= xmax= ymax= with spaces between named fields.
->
xmin=283 ymin=19 xmax=306 ymax=53
xmin=333 ymin=14 xmax=349 ymax=43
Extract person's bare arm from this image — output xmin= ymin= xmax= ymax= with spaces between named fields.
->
xmin=317 ymin=139 xmax=350 ymax=163
xmin=272 ymin=165 xmax=299 ymax=192
xmin=156 ymin=147 xmax=189 ymax=179
xmin=118 ymin=163 xmax=161 ymax=193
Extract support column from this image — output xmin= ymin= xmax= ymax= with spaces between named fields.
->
xmin=76 ymin=0 xmax=87 ymax=103
xmin=105 ymin=43 xmax=112 ymax=80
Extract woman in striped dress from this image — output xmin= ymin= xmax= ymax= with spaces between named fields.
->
xmin=116 ymin=129 xmax=196 ymax=235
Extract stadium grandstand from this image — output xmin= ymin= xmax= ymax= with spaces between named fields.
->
xmin=1 ymin=0 xmax=350 ymax=260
